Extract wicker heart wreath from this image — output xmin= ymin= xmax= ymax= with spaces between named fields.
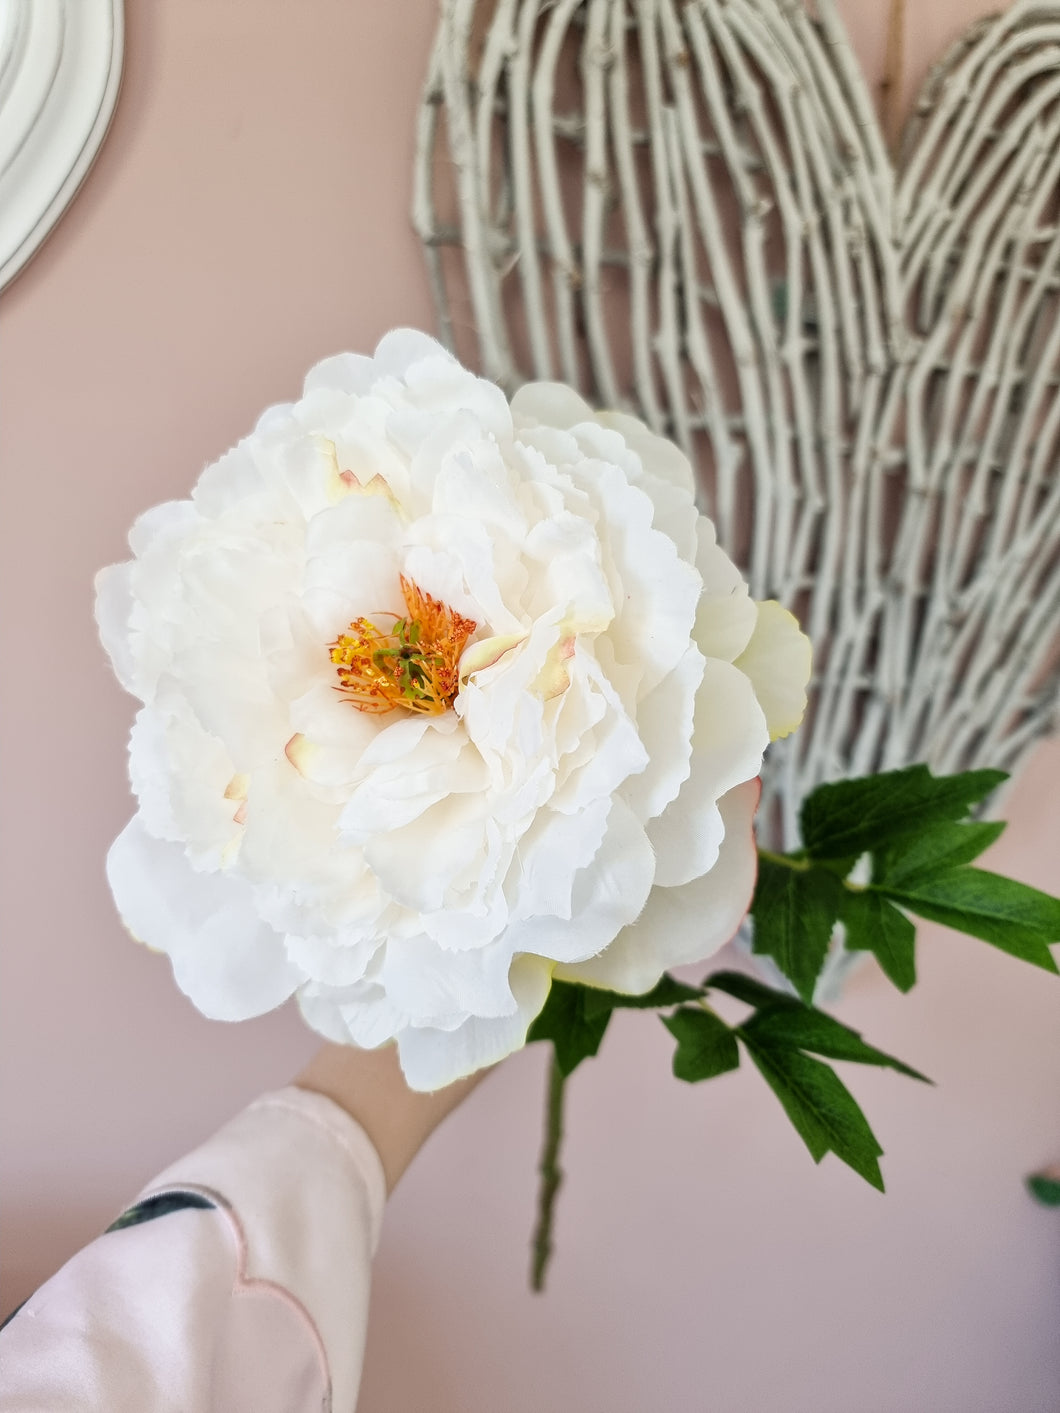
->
xmin=413 ymin=0 xmax=1060 ymax=891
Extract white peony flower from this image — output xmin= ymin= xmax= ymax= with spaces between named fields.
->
xmin=97 ymin=330 xmax=810 ymax=1090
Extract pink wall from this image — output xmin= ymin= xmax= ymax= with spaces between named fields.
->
xmin=2 ymin=3 xmax=1059 ymax=1408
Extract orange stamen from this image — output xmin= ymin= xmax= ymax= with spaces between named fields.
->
xmin=329 ymin=575 xmax=477 ymax=716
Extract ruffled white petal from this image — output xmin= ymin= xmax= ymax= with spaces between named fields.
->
xmin=511 ymin=381 xmax=595 ymax=431
xmin=620 ymin=643 xmax=704 ymax=821
xmin=107 ymin=819 xmax=301 ymax=1020
xmin=647 ymin=659 xmax=768 ymax=888
xmin=554 ymin=780 xmax=759 ymax=993
xmin=503 ymin=797 xmax=655 ymax=964
xmin=395 ymin=954 xmax=555 ymax=1091
xmin=735 ymin=600 xmax=812 ymax=741
xmin=94 ymin=564 xmax=139 ymax=695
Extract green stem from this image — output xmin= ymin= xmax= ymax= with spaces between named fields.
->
xmin=530 ymin=1049 xmax=567 ymax=1292
xmin=757 ymin=847 xmax=810 ymax=872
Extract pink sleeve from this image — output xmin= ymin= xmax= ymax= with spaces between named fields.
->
xmin=0 ymin=1086 xmax=387 ymax=1413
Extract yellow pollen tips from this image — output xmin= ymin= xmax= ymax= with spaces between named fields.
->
xmin=329 ymin=575 xmax=477 ymax=716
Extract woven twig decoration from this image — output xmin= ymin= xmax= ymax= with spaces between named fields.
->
xmin=414 ymin=0 xmax=1060 ymax=855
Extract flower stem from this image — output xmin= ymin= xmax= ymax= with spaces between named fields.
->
xmin=757 ymin=847 xmax=810 ymax=872
xmin=530 ymin=1049 xmax=567 ymax=1292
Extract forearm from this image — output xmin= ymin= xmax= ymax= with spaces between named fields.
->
xmin=294 ymin=1041 xmax=485 ymax=1194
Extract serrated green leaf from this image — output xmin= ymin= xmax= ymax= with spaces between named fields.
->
xmin=741 ymin=1005 xmax=930 ymax=1082
xmin=526 ymin=980 xmax=612 ymax=1076
xmin=800 ymin=766 xmax=1007 ymax=861
xmin=580 ymin=975 xmax=704 ymax=1020
xmin=874 ymin=868 xmax=1060 ymax=973
xmin=873 ymin=820 xmax=1006 ymax=887
xmin=741 ymin=1037 xmax=885 ymax=1190
xmin=703 ymin=970 xmax=801 ymax=1009
xmin=840 ymin=888 xmax=918 ymax=992
xmin=750 ymin=858 xmax=844 ymax=1003
xmin=529 ymin=976 xmax=707 ymax=1076
xmin=663 ymin=1007 xmax=740 ymax=1082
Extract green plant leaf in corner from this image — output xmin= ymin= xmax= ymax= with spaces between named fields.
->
xmin=1027 ymin=1172 xmax=1060 ymax=1208
xmin=800 ymin=765 xmax=1007 ymax=861
xmin=740 ymin=1036 xmax=886 ymax=1190
xmin=750 ymin=856 xmax=844 ymax=1003
xmin=663 ymin=1007 xmax=741 ymax=1082
xmin=840 ymin=888 xmax=918 ymax=992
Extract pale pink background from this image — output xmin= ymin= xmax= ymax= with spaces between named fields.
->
xmin=2 ymin=3 xmax=1060 ymax=1409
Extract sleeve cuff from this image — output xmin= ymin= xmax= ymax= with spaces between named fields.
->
xmin=138 ymin=1084 xmax=386 ymax=1413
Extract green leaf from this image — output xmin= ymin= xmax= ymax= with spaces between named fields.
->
xmin=580 ymin=975 xmax=704 ymax=1020
xmin=740 ymin=1037 xmax=886 ymax=1190
xmin=873 ymin=820 xmax=1006 ymax=887
xmin=704 ymin=970 xmax=801 ymax=1010
xmin=874 ymin=868 xmax=1060 ymax=973
xmin=840 ymin=888 xmax=918 ymax=992
xmin=529 ymin=976 xmax=707 ymax=1076
xmin=663 ymin=1007 xmax=741 ymax=1082
xmin=526 ymin=980 xmax=613 ymax=1077
xmin=1027 ymin=1173 xmax=1060 ymax=1207
xmin=741 ymin=1005 xmax=930 ymax=1082
xmin=750 ymin=857 xmax=844 ymax=1003
xmin=800 ymin=766 xmax=1007 ymax=861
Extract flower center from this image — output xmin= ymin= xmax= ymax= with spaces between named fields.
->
xmin=329 ymin=575 xmax=477 ymax=716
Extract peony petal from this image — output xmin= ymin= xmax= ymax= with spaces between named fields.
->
xmin=621 ymin=643 xmax=704 ymax=821
xmin=106 ymin=819 xmax=301 ymax=1020
xmin=381 ymin=932 xmax=517 ymax=1024
xmin=430 ymin=436 xmax=528 ymax=540
xmin=340 ymin=728 xmax=483 ymax=847
xmin=285 ymin=932 xmax=381 ymax=988
xmin=302 ymin=351 xmax=376 ymax=396
xmin=294 ymin=988 xmax=361 ymax=1044
xmin=94 ymin=564 xmax=139 ymax=695
xmin=175 ymin=642 xmax=288 ymax=771
xmin=503 ymin=796 xmax=655 ymax=964
xmin=735 ymin=600 xmax=812 ymax=741
xmin=647 ymin=659 xmax=768 ymax=888
xmin=507 ymin=794 xmax=613 ymax=924
xmin=550 ymin=653 xmax=649 ymax=814
xmin=594 ymin=409 xmax=696 ymax=497
xmin=192 ymin=443 xmax=278 ymax=519
xmin=581 ymin=413 xmax=699 ymax=561
xmin=575 ymin=461 xmax=701 ymax=692
xmin=303 ymin=538 xmax=403 ymax=621
xmin=363 ymin=788 xmax=492 ymax=911
xmin=693 ymin=520 xmax=759 ymax=664
xmin=522 ymin=512 xmax=613 ymax=630
xmin=298 ymin=979 xmax=409 ymax=1050
xmin=461 ymin=633 xmax=526 ymax=681
xmin=127 ymin=500 xmax=201 ymax=559
xmin=409 ymin=513 xmax=526 ymax=636
xmin=372 ymin=327 xmax=455 ymax=379
xmin=395 ymin=954 xmax=555 ymax=1090
xmin=128 ymin=701 xmax=240 ymax=870
xmin=555 ymin=779 xmax=759 ymax=993
xmin=511 ymin=381 xmax=595 ymax=431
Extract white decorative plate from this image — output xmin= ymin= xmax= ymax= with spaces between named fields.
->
xmin=0 ymin=0 xmax=124 ymax=290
